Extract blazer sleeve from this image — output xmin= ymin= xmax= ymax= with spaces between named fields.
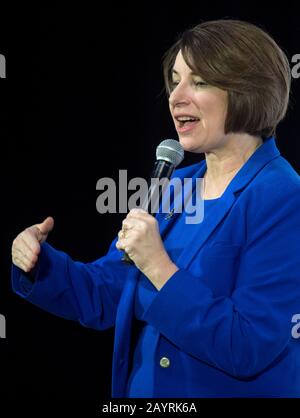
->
xmin=11 ymin=238 xmax=133 ymax=330
xmin=142 ymin=186 xmax=300 ymax=379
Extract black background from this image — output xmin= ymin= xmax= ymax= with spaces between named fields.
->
xmin=1 ymin=1 xmax=300 ymax=401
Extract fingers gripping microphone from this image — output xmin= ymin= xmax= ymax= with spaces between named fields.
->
xmin=122 ymin=139 xmax=184 ymax=264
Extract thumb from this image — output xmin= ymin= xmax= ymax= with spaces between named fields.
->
xmin=36 ymin=216 xmax=55 ymax=236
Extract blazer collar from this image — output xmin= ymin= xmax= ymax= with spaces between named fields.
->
xmin=226 ymin=136 xmax=280 ymax=194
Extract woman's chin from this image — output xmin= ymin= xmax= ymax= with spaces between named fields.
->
xmin=178 ymin=136 xmax=203 ymax=153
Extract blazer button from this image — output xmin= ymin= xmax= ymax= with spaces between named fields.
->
xmin=160 ymin=357 xmax=170 ymax=368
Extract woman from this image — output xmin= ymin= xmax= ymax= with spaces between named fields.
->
xmin=11 ymin=19 xmax=300 ymax=397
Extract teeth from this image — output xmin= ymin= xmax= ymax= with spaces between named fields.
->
xmin=176 ymin=116 xmax=199 ymax=122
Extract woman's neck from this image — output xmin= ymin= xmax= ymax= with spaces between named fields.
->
xmin=202 ymin=134 xmax=263 ymax=199
xmin=204 ymin=134 xmax=263 ymax=184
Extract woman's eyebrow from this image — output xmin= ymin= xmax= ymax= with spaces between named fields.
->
xmin=172 ymin=69 xmax=200 ymax=77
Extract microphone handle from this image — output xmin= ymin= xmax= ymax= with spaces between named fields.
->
xmin=122 ymin=160 xmax=175 ymax=264
xmin=143 ymin=160 xmax=175 ymax=213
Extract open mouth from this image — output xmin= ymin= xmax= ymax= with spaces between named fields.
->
xmin=175 ymin=116 xmax=200 ymax=131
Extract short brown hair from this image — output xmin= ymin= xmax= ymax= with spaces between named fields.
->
xmin=163 ymin=19 xmax=291 ymax=139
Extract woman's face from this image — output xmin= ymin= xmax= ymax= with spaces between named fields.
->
xmin=169 ymin=50 xmax=228 ymax=153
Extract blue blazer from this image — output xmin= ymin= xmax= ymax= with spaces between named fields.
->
xmin=12 ymin=137 xmax=300 ymax=397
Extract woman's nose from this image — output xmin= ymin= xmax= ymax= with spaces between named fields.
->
xmin=169 ymin=83 xmax=190 ymax=108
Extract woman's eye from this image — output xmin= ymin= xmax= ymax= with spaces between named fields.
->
xmin=169 ymin=80 xmax=207 ymax=91
xmin=194 ymin=81 xmax=208 ymax=87
xmin=170 ymin=81 xmax=179 ymax=90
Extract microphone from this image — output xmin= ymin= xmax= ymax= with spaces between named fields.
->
xmin=122 ymin=139 xmax=184 ymax=264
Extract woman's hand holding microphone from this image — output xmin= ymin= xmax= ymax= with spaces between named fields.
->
xmin=116 ymin=208 xmax=178 ymax=290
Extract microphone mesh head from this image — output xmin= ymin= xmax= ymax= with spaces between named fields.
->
xmin=156 ymin=139 xmax=184 ymax=167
